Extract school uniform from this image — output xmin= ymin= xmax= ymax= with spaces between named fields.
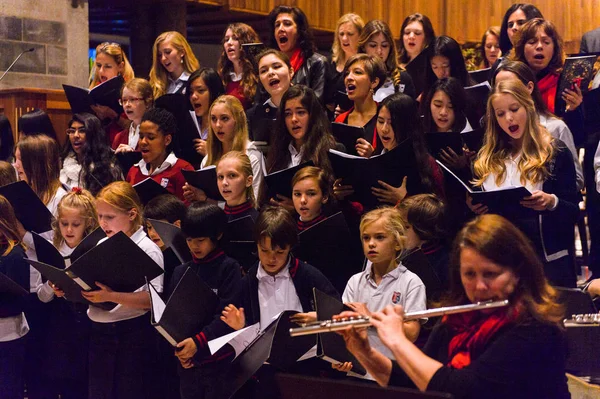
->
xmin=481 ymin=141 xmax=579 ymax=287
xmin=87 ymin=226 xmax=164 ymax=399
xmin=297 ymin=213 xmax=327 ymax=232
xmin=127 ymin=152 xmax=194 ymax=201
xmin=168 ymin=249 xmax=242 ymax=399
xmin=246 ymin=99 xmax=278 ymax=143
xmin=223 ymin=202 xmax=258 ymax=271
xmin=373 ymin=73 xmax=416 ymax=102
xmin=225 ymin=73 xmax=252 ymax=110
xmin=111 ymin=122 xmax=140 ymax=151
xmin=343 ymin=261 xmax=426 ymax=361
xmin=224 ymin=201 xmax=259 ymax=222
xmin=0 ymin=244 xmax=30 ymax=399
xmin=167 ymin=71 xmax=190 ymax=95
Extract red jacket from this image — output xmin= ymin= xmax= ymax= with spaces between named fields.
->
xmin=126 ymin=157 xmax=193 ymax=201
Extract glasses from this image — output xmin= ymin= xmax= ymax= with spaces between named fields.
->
xmin=66 ymin=127 xmax=87 ymax=135
xmin=119 ymin=98 xmax=144 ymax=105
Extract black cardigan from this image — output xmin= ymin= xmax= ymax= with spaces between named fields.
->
xmin=389 ymin=319 xmax=570 ymax=399
xmin=236 ymin=257 xmax=340 ymax=326
xmin=0 ymin=245 xmax=29 ymax=318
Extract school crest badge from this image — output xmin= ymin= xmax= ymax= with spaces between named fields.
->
xmin=160 ymin=178 xmax=169 ymax=188
xmin=391 ymin=291 xmax=402 ymax=304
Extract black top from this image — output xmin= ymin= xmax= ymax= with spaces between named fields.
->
xmin=236 ymin=257 xmax=340 ymax=326
xmin=292 ymin=53 xmax=328 ymax=100
xmin=168 ymin=249 xmax=242 ymax=345
xmin=0 ymin=245 xmax=29 ymax=318
xmin=246 ymin=101 xmax=278 ymax=143
xmin=389 ymin=319 xmax=570 ymax=399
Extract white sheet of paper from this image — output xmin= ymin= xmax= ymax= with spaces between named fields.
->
xmin=148 ymin=282 xmax=166 ymax=322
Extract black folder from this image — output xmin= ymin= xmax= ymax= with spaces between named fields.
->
xmin=425 ymin=132 xmax=464 ymax=159
xmin=147 ymin=219 xmax=192 ymax=264
xmin=460 ymin=127 xmax=484 ymax=153
xmin=556 ymin=287 xmax=598 ymax=317
xmin=116 ymin=151 xmax=142 ymax=176
xmin=557 ymin=55 xmax=598 ymax=114
xmin=0 ymin=181 xmax=54 ymax=233
xmin=436 ymin=160 xmax=534 ymax=218
xmin=468 ymin=68 xmax=492 ymax=84
xmin=405 ymin=48 xmax=430 ymax=96
xmin=276 ymin=374 xmax=454 ymax=399
xmin=0 ymin=272 xmax=28 ymax=296
xmin=464 ymin=82 xmax=491 ymax=129
xmin=147 ymin=267 xmax=219 ymax=346
xmin=328 ymin=140 xmax=422 ymax=208
xmin=222 ymin=215 xmax=257 ymax=271
xmin=62 ymin=75 xmax=124 ymax=115
xmin=335 ymin=90 xmax=353 ymax=113
xmin=313 ymin=288 xmax=366 ymax=375
xmin=133 ymin=177 xmax=170 ymax=205
xmin=28 ymin=232 xmax=163 ymax=309
xmin=181 ymin=166 xmax=224 ymax=201
xmin=32 ymin=227 xmax=106 ymax=269
xmin=564 ymin=322 xmax=600 ymax=382
xmin=331 ymin=122 xmax=365 ymax=155
xmin=218 ymin=310 xmax=316 ymax=398
xmin=264 ymin=161 xmax=314 ymax=200
xmin=295 ymin=212 xmax=362 ymax=293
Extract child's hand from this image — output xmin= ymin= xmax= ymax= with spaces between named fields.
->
xmin=289 ymin=312 xmax=317 ymax=325
xmin=372 ymin=177 xmax=407 ymax=205
xmin=331 ymin=362 xmax=353 ymax=373
xmin=221 ymin=304 xmax=245 ymax=330
xmin=333 ymin=178 xmax=354 ymax=201
xmin=175 ymin=338 xmax=198 ymax=363
xmin=269 ymin=194 xmax=295 ymax=212
xmin=193 ymin=138 xmax=207 ymax=156
xmin=48 ymin=281 xmax=65 ymax=298
xmin=114 ymin=144 xmax=134 ymax=154
xmin=345 ymin=302 xmax=371 ymax=317
xmin=355 ymin=138 xmax=374 ymax=158
xmin=466 ymin=194 xmax=488 ymax=215
xmin=81 ymin=282 xmax=114 ymax=303
xmin=183 ymin=183 xmax=207 ymax=202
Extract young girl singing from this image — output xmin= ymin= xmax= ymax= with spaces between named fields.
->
xmin=217 ymin=151 xmax=258 ymax=221
xmin=83 ymin=181 xmax=164 ymax=399
xmin=291 ymin=166 xmax=331 ymax=231
xmin=112 ymin=78 xmax=154 ymax=152
xmin=470 ymin=79 xmax=579 ymax=288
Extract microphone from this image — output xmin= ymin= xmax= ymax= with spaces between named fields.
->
xmin=0 ymin=48 xmax=35 ymax=84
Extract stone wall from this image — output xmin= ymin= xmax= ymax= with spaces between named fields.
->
xmin=0 ymin=0 xmax=89 ymax=89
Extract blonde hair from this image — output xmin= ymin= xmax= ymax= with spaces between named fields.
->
xmin=332 ymin=13 xmax=365 ymax=69
xmin=149 ymin=31 xmax=200 ymax=98
xmin=89 ymin=42 xmax=134 ymax=88
xmin=473 ymin=80 xmax=553 ymax=187
xmin=291 ymin=166 xmax=331 ymax=200
xmin=16 ymin=135 xmax=61 ymax=205
xmin=53 ymin=189 xmax=99 ymax=248
xmin=0 ymin=195 xmax=24 ymax=255
xmin=96 ymin=181 xmax=143 ymax=232
xmin=218 ymin=151 xmax=255 ymax=207
xmin=204 ymin=95 xmax=249 ymax=167
xmin=121 ymin=78 xmax=154 ymax=109
xmin=360 ymin=207 xmax=407 ymax=257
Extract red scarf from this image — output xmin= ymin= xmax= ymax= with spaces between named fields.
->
xmin=537 ymin=72 xmax=560 ymax=114
xmin=289 ymin=48 xmax=305 ymax=74
xmin=443 ymin=306 xmax=521 ymax=369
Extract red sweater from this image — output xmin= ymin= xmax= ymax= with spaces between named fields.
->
xmin=126 ymin=158 xmax=193 ymax=201
xmin=111 ymin=128 xmax=140 ymax=151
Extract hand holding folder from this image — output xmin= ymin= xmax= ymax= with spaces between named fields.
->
xmin=181 ymin=166 xmax=224 ymax=201
xmin=63 ymin=75 xmax=125 ymax=115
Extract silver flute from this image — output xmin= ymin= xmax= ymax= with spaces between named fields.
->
xmin=289 ymin=300 xmax=510 ymax=337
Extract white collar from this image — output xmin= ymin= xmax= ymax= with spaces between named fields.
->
xmin=169 ymin=71 xmax=190 ymax=83
xmin=136 ymin=152 xmax=178 ymax=176
xmin=129 ymin=226 xmax=147 ymax=245
xmin=263 ymin=98 xmax=277 ymax=109
xmin=256 ymin=257 xmax=292 ymax=281
xmin=288 ymin=142 xmax=303 ymax=157
xmin=364 ymin=260 xmax=406 ymax=286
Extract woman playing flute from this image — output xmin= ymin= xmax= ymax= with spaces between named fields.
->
xmin=336 ymin=214 xmax=570 ymax=399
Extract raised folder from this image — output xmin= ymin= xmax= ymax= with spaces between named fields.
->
xmin=222 ymin=215 xmax=257 ymax=272
xmin=27 ymin=232 xmax=163 ymax=309
xmin=331 ymin=122 xmax=365 ymax=155
xmin=133 ymin=177 xmax=170 ymax=205
xmin=328 ymin=139 xmax=422 ymax=208
xmin=32 ymin=227 xmax=106 ymax=269
xmin=216 ymin=310 xmax=316 ymax=398
xmin=556 ymin=54 xmax=598 ymax=114
xmin=147 ymin=267 xmax=218 ymax=346
xmin=63 ymin=75 xmax=124 ymax=115
xmin=436 ymin=160 xmax=534 ymax=218
xmin=425 ymin=128 xmax=484 ymax=161
xmin=313 ymin=288 xmax=366 ymax=375
xmin=0 ymin=181 xmax=54 ymax=233
xmin=181 ymin=166 xmax=224 ymax=201
xmin=147 ymin=219 xmax=192 ymax=264
xmin=264 ymin=161 xmax=314 ymax=200
xmin=116 ymin=151 xmax=142 ymax=176
xmin=464 ymin=82 xmax=491 ymax=129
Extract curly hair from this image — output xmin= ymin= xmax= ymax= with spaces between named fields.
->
xmin=52 ymin=188 xmax=99 ymax=248
xmin=267 ymin=5 xmax=316 ymax=58
xmin=217 ymin=23 xmax=260 ymax=102
xmin=141 ymin=107 xmax=178 ymax=154
xmin=63 ymin=113 xmax=122 ymax=195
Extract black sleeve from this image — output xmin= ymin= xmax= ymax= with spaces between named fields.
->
xmin=0 ymin=246 xmax=29 ymax=317
xmin=309 ymin=55 xmax=327 ymax=100
xmin=548 ymin=143 xmax=580 ymax=224
xmin=398 ymin=71 xmax=416 ymax=100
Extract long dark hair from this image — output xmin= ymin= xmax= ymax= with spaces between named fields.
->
xmin=0 ymin=115 xmax=14 ymax=162
xmin=422 ymin=77 xmax=468 ymax=133
xmin=398 ymin=13 xmax=435 ymax=65
xmin=186 ymin=67 xmax=226 ymax=110
xmin=427 ymin=36 xmax=471 ymax=88
xmin=499 ymin=3 xmax=544 ymax=54
xmin=267 ymin=5 xmax=316 ymax=58
xmin=266 ymin=85 xmax=334 ymax=174
xmin=380 ymin=93 xmax=437 ymax=194
xmin=64 ymin=113 xmax=122 ymax=195
xmin=17 ymin=109 xmax=57 ymax=141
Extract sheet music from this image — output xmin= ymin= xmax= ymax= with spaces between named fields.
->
xmin=148 ymin=281 xmax=166 ymax=322
xmin=189 ymin=110 xmax=203 ymax=138
xmin=207 ymin=323 xmax=261 ymax=358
